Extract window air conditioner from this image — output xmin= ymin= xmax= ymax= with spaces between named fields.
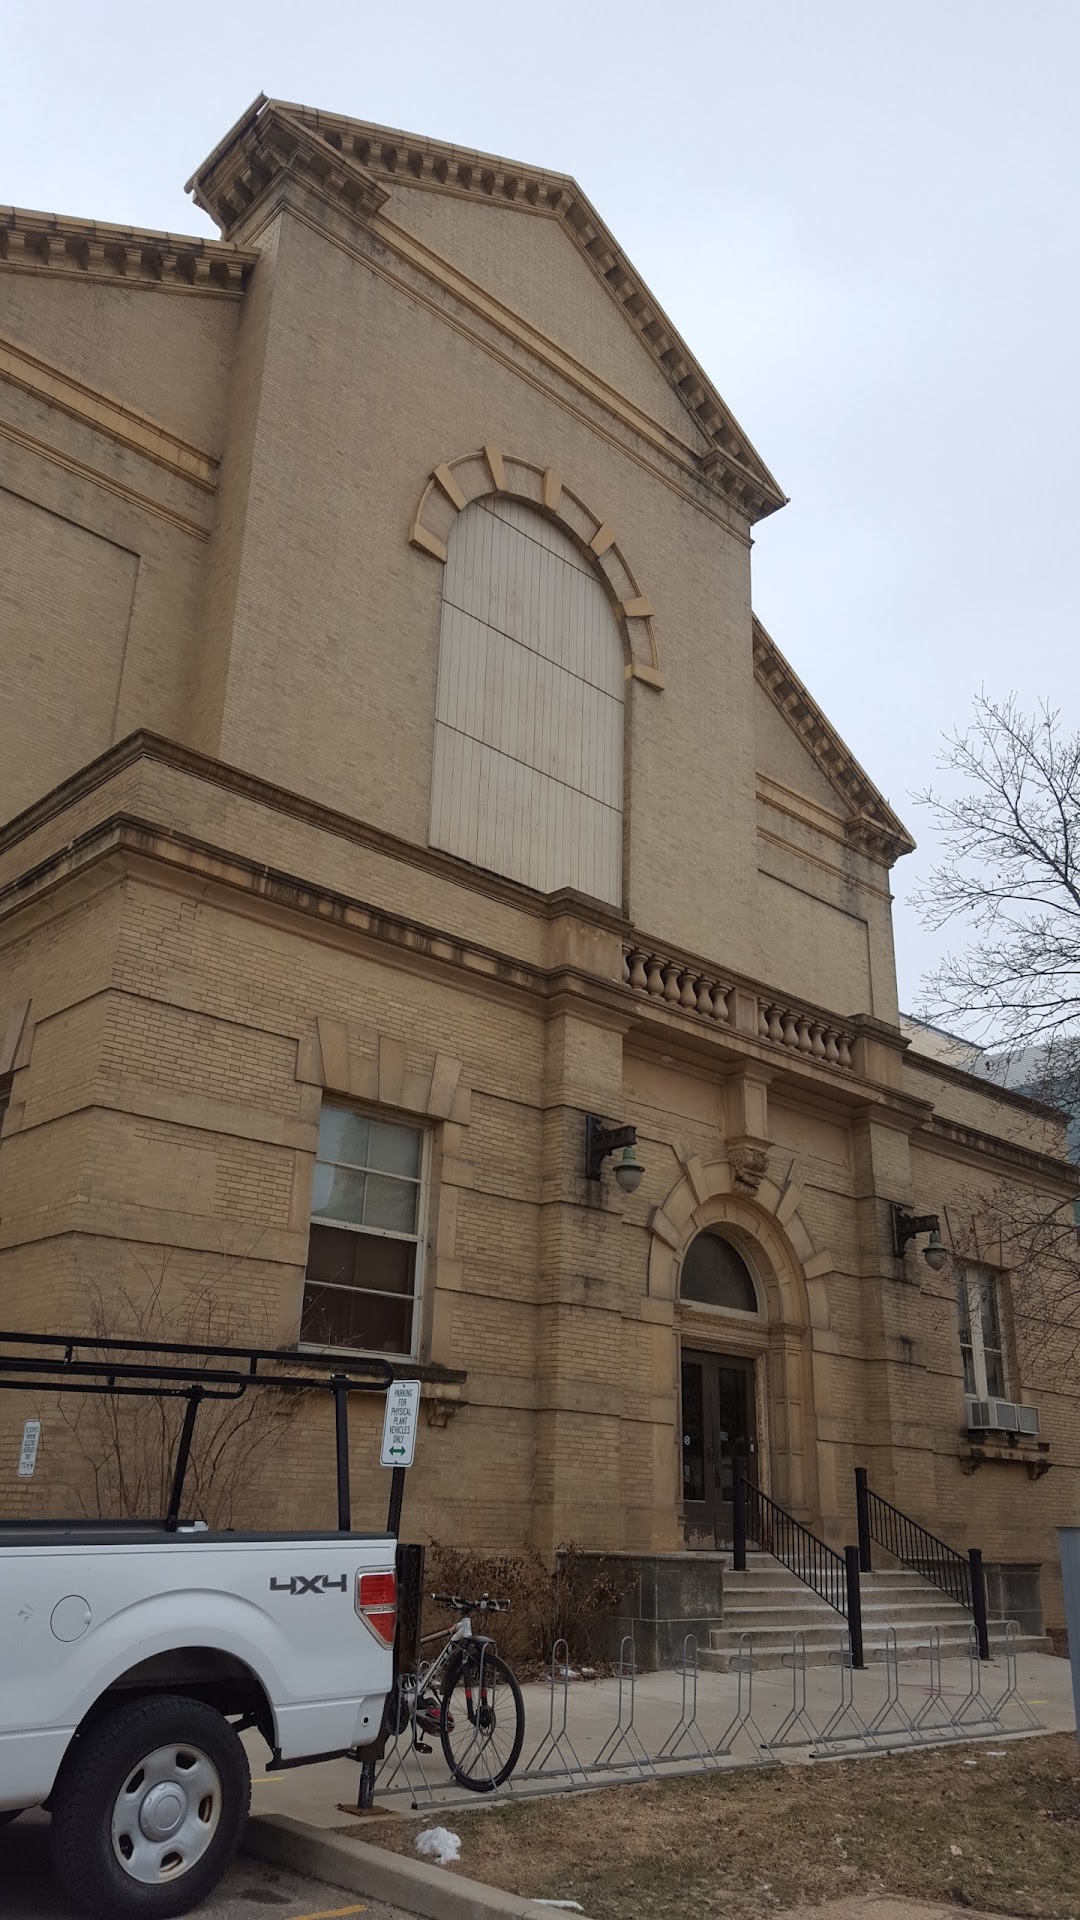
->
xmin=965 ymin=1396 xmax=1040 ymax=1437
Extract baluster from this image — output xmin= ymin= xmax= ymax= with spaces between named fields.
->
xmin=823 ymin=1028 xmax=840 ymax=1064
xmin=679 ymin=970 xmax=698 ymax=1010
xmin=837 ymin=1033 xmax=853 ymax=1069
xmin=809 ymin=1022 xmax=826 ymax=1059
xmin=695 ymin=978 xmax=714 ymax=1017
xmin=628 ymin=949 xmax=648 ymax=991
xmin=714 ymin=984 xmax=732 ymax=1024
xmin=621 ymin=949 xmax=631 ymax=984
xmin=645 ymin=957 xmax=664 ymax=998
xmin=781 ymin=1010 xmax=799 ymax=1049
xmin=758 ymin=1000 xmax=769 ymax=1037
xmin=796 ymin=1017 xmax=813 ymax=1054
xmin=766 ymin=1005 xmax=784 ymax=1043
xmin=662 ymin=963 xmax=681 ymax=1004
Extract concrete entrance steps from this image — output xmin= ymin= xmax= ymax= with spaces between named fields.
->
xmin=700 ymin=1557 xmax=1049 ymax=1670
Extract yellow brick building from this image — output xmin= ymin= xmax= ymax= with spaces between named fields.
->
xmin=1 ymin=97 xmax=1076 ymax=1638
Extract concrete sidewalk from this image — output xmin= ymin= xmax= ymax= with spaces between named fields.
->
xmin=244 ymin=1647 xmax=1075 ymax=1829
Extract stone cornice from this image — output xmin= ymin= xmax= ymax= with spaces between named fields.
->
xmin=0 ymin=730 xmax=631 ymax=937
xmin=902 ymin=1045 xmax=1071 ymax=1126
xmin=917 ymin=1111 xmax=1079 ymax=1193
xmin=0 ymin=206 xmax=255 ymax=294
xmin=752 ymin=618 xmax=915 ymax=867
xmin=185 ymin=97 xmax=388 ymax=240
xmin=185 ymin=97 xmax=786 ymax=526
xmin=0 ymin=808 xmax=935 ymax=1142
xmin=3 ymin=744 xmax=1074 ymax=1187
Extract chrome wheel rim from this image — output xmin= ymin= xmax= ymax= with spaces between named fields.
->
xmin=110 ymin=1742 xmax=222 ymax=1884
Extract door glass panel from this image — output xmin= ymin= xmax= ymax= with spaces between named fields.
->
xmin=681 ymin=1361 xmax=705 ymax=1503
xmin=717 ymin=1366 xmax=749 ymax=1503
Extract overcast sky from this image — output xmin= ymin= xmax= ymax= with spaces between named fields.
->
xmin=5 ymin=1 xmax=1077 ymax=1015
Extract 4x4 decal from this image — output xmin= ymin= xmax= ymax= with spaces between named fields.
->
xmin=269 ymin=1574 xmax=349 ymax=1596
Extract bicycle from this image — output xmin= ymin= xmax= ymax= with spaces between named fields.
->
xmin=392 ymin=1593 xmax=526 ymax=1792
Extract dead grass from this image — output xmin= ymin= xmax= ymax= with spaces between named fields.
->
xmin=361 ymin=1734 xmax=1080 ymax=1920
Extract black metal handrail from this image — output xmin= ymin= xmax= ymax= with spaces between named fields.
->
xmin=734 ymin=1472 xmax=863 ymax=1666
xmin=855 ymin=1466 xmax=989 ymax=1660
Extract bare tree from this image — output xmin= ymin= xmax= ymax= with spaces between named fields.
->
xmin=916 ymin=694 xmax=1080 ymax=1388
xmin=917 ymin=692 xmax=1080 ymax=1079
xmin=47 ymin=1252 xmax=301 ymax=1528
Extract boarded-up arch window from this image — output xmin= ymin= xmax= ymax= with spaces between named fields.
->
xmin=428 ymin=498 xmax=624 ymax=905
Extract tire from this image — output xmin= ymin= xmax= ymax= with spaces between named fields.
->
xmin=50 ymin=1694 xmax=250 ymax=1919
xmin=439 ymin=1644 xmax=524 ymax=1791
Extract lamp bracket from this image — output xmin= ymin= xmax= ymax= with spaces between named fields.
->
xmin=891 ymin=1204 xmax=941 ymax=1258
xmin=585 ymin=1114 xmax=637 ymax=1182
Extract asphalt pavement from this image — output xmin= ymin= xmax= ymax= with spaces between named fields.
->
xmin=0 ymin=1809 xmax=416 ymax=1920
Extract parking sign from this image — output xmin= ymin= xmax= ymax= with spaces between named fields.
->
xmin=380 ymin=1380 xmax=421 ymax=1468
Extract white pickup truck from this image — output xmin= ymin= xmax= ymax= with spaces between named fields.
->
xmin=0 ymin=1333 xmax=406 ymax=1920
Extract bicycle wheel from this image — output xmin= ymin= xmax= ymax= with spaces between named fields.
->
xmin=439 ymin=1644 xmax=524 ymax=1791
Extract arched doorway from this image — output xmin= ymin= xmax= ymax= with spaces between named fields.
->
xmin=678 ymin=1230 xmax=767 ymax=1547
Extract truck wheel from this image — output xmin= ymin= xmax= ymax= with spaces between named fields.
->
xmin=50 ymin=1694 xmax=250 ymax=1919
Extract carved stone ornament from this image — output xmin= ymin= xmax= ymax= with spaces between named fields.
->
xmin=425 ymin=1393 xmax=464 ymax=1429
xmin=728 ymin=1146 xmax=770 ymax=1194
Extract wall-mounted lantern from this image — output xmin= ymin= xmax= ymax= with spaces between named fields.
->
xmin=584 ymin=1115 xmax=644 ymax=1194
xmin=891 ymin=1205 xmax=947 ymax=1271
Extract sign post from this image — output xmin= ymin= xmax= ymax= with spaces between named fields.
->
xmin=381 ymin=1380 xmax=420 ymax=1538
xmin=1059 ymin=1529 xmax=1080 ymax=1757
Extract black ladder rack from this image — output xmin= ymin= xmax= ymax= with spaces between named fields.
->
xmin=0 ymin=1327 xmax=394 ymax=1533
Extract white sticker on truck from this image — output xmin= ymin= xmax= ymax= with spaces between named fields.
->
xmin=17 ymin=1418 xmax=41 ymax=1478
xmin=380 ymin=1380 xmax=420 ymax=1468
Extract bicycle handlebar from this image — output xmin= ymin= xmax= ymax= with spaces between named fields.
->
xmin=430 ymin=1592 xmax=511 ymax=1613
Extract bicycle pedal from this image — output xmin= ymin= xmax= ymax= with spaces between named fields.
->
xmin=413 ymin=1739 xmax=432 ymax=1754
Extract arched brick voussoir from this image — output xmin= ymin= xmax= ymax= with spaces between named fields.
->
xmin=647 ymin=1162 xmax=833 ymax=1332
xmin=408 ymin=446 xmax=665 ymax=687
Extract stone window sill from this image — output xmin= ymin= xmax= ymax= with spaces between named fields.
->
xmin=960 ymin=1435 xmax=1051 ymax=1479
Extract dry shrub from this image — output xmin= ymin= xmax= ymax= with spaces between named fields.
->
xmin=45 ymin=1259 xmax=301 ymax=1529
xmin=422 ymin=1540 xmax=629 ymax=1672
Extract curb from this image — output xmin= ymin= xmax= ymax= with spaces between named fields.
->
xmin=243 ymin=1813 xmax=571 ymax=1920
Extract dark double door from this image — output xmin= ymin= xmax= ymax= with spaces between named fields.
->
xmin=681 ymin=1349 xmax=757 ymax=1547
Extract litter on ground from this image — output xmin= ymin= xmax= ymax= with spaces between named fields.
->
xmin=415 ymin=1825 xmax=461 ymax=1866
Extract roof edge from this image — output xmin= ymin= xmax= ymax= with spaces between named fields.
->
xmin=0 ymin=205 xmax=257 ymax=291
xmin=185 ymin=96 xmax=788 ymax=525
xmin=752 ymin=616 xmax=915 ymax=865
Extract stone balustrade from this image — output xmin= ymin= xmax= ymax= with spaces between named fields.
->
xmin=621 ymin=947 xmax=735 ymax=1025
xmin=756 ymin=1000 xmax=853 ymax=1069
xmin=620 ymin=945 xmax=854 ymax=1070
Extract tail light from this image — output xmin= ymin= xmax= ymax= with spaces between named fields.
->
xmin=356 ymin=1569 xmax=397 ymax=1646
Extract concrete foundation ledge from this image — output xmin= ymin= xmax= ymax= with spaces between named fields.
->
xmin=243 ymin=1812 xmax=563 ymax=1920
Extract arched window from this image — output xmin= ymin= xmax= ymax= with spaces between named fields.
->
xmin=428 ymin=497 xmax=624 ymax=905
xmin=680 ymin=1231 xmax=760 ymax=1314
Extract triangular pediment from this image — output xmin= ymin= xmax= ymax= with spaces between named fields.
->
xmin=752 ymin=618 xmax=915 ymax=865
xmin=186 ymin=96 xmax=787 ymax=525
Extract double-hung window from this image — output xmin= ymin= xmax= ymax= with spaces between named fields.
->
xmin=302 ymin=1106 xmax=427 ymax=1356
xmin=955 ymin=1265 xmax=1007 ymax=1399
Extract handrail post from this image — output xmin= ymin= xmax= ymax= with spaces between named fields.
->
xmin=969 ymin=1547 xmax=990 ymax=1661
xmin=845 ymin=1545 xmax=865 ymax=1668
xmin=733 ymin=1468 xmax=747 ymax=1572
xmin=855 ymin=1466 xmax=872 ymax=1573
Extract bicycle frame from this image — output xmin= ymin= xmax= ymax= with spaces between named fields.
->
xmin=410 ymin=1612 xmax=495 ymax=1698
